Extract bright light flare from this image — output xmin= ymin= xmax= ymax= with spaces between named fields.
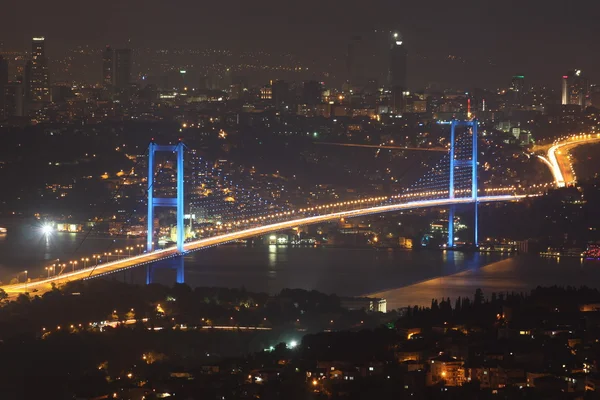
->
xmin=41 ymin=224 xmax=54 ymax=235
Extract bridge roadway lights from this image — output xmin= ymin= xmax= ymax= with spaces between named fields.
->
xmin=146 ymin=142 xmax=185 ymax=284
xmin=448 ymin=119 xmax=478 ymax=248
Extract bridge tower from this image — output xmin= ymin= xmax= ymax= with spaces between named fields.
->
xmin=447 ymin=119 xmax=478 ymax=248
xmin=146 ymin=141 xmax=185 ymax=284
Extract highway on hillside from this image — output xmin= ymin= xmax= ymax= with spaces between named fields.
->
xmin=544 ymin=134 xmax=600 ymax=187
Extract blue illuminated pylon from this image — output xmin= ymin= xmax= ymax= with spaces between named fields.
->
xmin=146 ymin=141 xmax=185 ymax=284
xmin=447 ymin=119 xmax=478 ymax=248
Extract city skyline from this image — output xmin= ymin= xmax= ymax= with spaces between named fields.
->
xmin=2 ymin=0 xmax=600 ymax=87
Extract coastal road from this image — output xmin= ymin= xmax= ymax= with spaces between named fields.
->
xmin=539 ymin=134 xmax=600 ymax=187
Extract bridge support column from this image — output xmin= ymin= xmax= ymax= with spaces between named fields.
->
xmin=146 ymin=256 xmax=185 ymax=285
xmin=447 ymin=205 xmax=455 ymax=248
xmin=146 ymin=141 xmax=186 ymax=285
xmin=448 ymin=120 xmax=456 ymax=248
xmin=471 ymin=119 xmax=479 ymax=248
xmin=175 ymin=255 xmax=184 ymax=284
xmin=474 ymin=200 xmax=478 ymax=247
xmin=146 ymin=265 xmax=154 ymax=285
xmin=447 ymin=119 xmax=478 ymax=248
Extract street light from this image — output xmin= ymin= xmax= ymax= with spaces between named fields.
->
xmin=21 ymin=270 xmax=28 ymax=292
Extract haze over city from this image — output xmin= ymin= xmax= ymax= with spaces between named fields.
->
xmin=3 ymin=1 xmax=600 ymax=399
xmin=2 ymin=0 xmax=600 ymax=87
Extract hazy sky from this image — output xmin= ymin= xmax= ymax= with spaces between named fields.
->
xmin=2 ymin=0 xmax=599 ymax=88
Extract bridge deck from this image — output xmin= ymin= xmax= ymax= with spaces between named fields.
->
xmin=1 ymin=195 xmax=524 ymax=296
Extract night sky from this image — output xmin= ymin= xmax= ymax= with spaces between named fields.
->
xmin=2 ymin=0 xmax=599 ymax=88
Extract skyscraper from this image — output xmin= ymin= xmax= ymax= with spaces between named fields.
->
xmin=113 ymin=49 xmax=132 ymax=90
xmin=562 ymin=70 xmax=589 ymax=108
xmin=389 ymin=32 xmax=407 ymax=114
xmin=102 ymin=46 xmax=113 ymax=87
xmin=0 ymin=56 xmax=8 ymax=119
xmin=272 ymin=80 xmax=290 ymax=109
xmin=389 ymin=32 xmax=407 ymax=89
xmin=23 ymin=60 xmax=32 ymax=112
xmin=30 ymin=37 xmax=50 ymax=102
xmin=0 ymin=56 xmax=7 ymax=87
xmin=509 ymin=75 xmax=526 ymax=108
xmin=511 ymin=75 xmax=525 ymax=93
xmin=302 ymin=80 xmax=322 ymax=105
xmin=347 ymin=35 xmax=368 ymax=91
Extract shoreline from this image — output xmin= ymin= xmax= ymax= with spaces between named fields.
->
xmin=362 ymin=255 xmax=512 ymax=299
xmin=367 ymin=257 xmax=526 ymax=310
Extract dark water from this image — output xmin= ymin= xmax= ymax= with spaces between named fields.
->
xmin=0 ymin=220 xmax=145 ymax=282
xmin=0 ymin=220 xmax=597 ymax=307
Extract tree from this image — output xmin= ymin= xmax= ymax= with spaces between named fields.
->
xmin=454 ymin=297 xmax=461 ymax=313
xmin=474 ymin=289 xmax=484 ymax=307
xmin=0 ymin=288 xmax=7 ymax=302
xmin=16 ymin=293 xmax=30 ymax=304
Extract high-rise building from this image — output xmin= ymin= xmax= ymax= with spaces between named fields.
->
xmin=511 ymin=75 xmax=525 ymax=93
xmin=347 ymin=35 xmax=368 ymax=92
xmin=389 ymin=32 xmax=407 ymax=114
xmin=113 ymin=49 xmax=132 ymax=90
xmin=3 ymin=83 xmax=24 ymax=117
xmin=389 ymin=32 xmax=407 ymax=89
xmin=508 ymin=75 xmax=526 ymax=109
xmin=0 ymin=56 xmax=7 ymax=119
xmin=102 ymin=46 xmax=113 ymax=87
xmin=0 ymin=56 xmax=7 ymax=87
xmin=272 ymin=80 xmax=290 ymax=108
xmin=30 ymin=37 xmax=50 ymax=102
xmin=302 ymin=80 xmax=322 ymax=105
xmin=562 ymin=70 xmax=589 ymax=108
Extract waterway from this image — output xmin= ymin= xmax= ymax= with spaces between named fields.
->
xmin=0 ymin=220 xmax=597 ymax=309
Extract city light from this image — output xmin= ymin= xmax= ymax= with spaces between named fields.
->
xmin=41 ymin=224 xmax=54 ymax=235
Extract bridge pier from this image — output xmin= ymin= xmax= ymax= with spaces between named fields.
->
xmin=146 ymin=255 xmax=184 ymax=285
xmin=474 ymin=200 xmax=478 ymax=247
xmin=447 ymin=205 xmax=455 ymax=247
xmin=447 ymin=119 xmax=479 ymax=248
xmin=146 ymin=141 xmax=186 ymax=284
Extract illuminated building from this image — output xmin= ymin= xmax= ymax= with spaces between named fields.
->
xmin=561 ymin=69 xmax=589 ymax=108
xmin=113 ymin=49 xmax=132 ymax=90
xmin=30 ymin=37 xmax=50 ymax=102
xmin=427 ymin=354 xmax=466 ymax=387
xmin=511 ymin=75 xmax=525 ymax=93
xmin=260 ymin=85 xmax=272 ymax=100
xmin=509 ymin=75 xmax=525 ymax=108
xmin=388 ymin=32 xmax=407 ymax=114
xmin=102 ymin=46 xmax=113 ymax=87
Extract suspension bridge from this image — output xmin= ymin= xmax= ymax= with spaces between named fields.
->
xmin=4 ymin=119 xmax=589 ymax=296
